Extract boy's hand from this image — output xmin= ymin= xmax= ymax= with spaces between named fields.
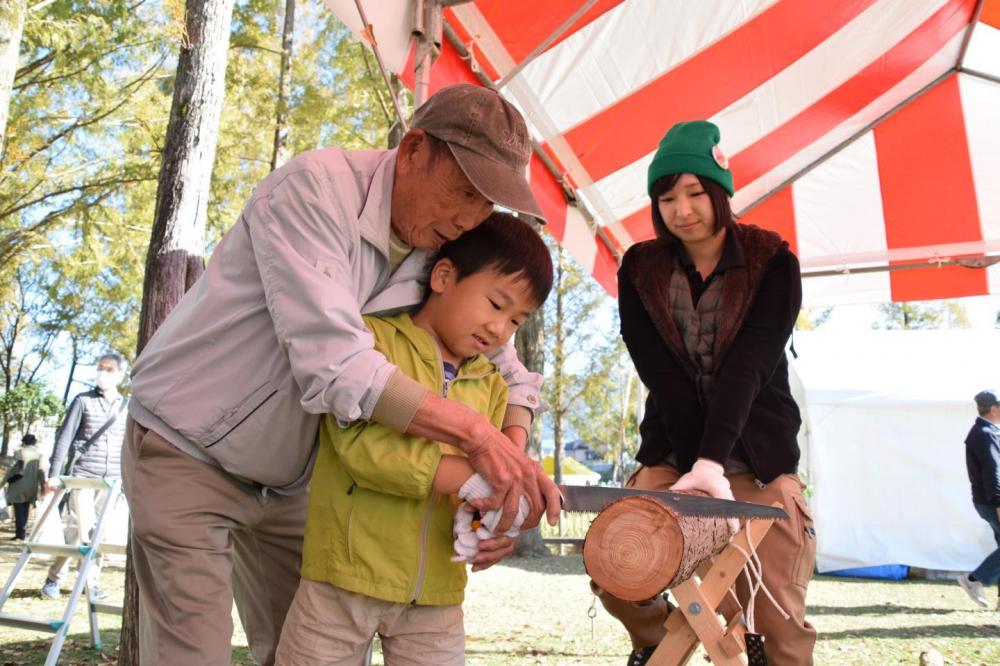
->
xmin=471 ymin=533 xmax=515 ymax=572
xmin=451 ymin=502 xmax=481 ymax=563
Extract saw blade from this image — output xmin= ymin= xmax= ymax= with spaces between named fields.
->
xmin=559 ymin=485 xmax=789 ymax=520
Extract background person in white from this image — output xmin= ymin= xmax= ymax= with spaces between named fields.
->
xmin=41 ymin=353 xmax=127 ymax=601
xmin=124 ymin=84 xmax=561 ymax=665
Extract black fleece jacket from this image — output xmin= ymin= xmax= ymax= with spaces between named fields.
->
xmin=619 ymin=224 xmax=803 ymax=484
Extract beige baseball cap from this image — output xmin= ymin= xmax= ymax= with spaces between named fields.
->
xmin=411 ymin=83 xmax=546 ymax=223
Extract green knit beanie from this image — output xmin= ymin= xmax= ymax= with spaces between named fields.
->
xmin=647 ymin=120 xmax=734 ymax=197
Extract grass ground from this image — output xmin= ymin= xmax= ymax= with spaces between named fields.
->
xmin=0 ymin=518 xmax=997 ymax=665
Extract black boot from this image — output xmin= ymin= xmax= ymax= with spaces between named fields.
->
xmin=627 ymin=645 xmax=656 ymax=666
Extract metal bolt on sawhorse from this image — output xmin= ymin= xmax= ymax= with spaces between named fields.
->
xmin=0 ymin=476 xmax=125 ymax=666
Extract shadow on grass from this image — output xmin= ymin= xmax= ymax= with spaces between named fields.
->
xmin=6 ymin=588 xmax=44 ymax=599
xmin=821 ymin=623 xmax=1000 ymax=640
xmin=808 ymin=604 xmax=959 ymax=616
xmin=813 ymin=575 xmax=959 ymax=588
xmin=0 ymin=636 xmax=257 ymax=665
xmin=466 ymin=646 xmax=621 ymax=658
xmin=0 ymin=631 xmax=120 ymax=665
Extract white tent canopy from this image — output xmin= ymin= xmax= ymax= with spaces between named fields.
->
xmin=793 ymin=329 xmax=1000 ymax=572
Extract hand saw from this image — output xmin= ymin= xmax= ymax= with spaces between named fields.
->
xmin=558 ymin=485 xmax=789 ymax=521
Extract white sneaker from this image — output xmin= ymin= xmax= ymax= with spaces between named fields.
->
xmin=958 ymin=574 xmax=989 ymax=608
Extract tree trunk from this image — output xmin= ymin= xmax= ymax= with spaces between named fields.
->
xmin=120 ymin=0 xmax=236 ymax=662
xmin=0 ymin=0 xmax=27 ymax=159
xmin=514 ymin=256 xmax=548 ymax=557
xmin=616 ymin=369 xmax=633 ymax=486
xmin=269 ymin=0 xmax=294 ymax=172
xmin=552 ymin=247 xmax=564 ymax=486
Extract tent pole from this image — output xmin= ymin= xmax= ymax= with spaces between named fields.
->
xmin=957 ymin=0 xmax=985 ymax=69
xmin=737 ymin=70 xmax=953 ymax=218
xmin=412 ymin=0 xmax=442 ymax=107
xmin=802 ymin=255 xmax=1000 ymax=279
xmin=495 ymin=0 xmax=601 ymax=90
xmin=959 ymin=66 xmax=1000 ymax=87
xmin=352 ymin=0 xmax=409 ymax=130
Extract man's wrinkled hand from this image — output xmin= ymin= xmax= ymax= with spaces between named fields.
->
xmin=462 ymin=422 xmax=561 ymax=533
xmin=462 ymin=424 xmax=532 ymax=533
xmin=480 ymin=496 xmax=529 ymax=538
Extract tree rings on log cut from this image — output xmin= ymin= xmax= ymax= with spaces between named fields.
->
xmin=583 ymin=494 xmax=731 ymax=601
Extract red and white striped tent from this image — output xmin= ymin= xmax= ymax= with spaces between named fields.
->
xmin=325 ymin=0 xmax=1000 ymax=306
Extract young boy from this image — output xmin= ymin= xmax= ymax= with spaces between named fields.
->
xmin=275 ymin=212 xmax=553 ymax=665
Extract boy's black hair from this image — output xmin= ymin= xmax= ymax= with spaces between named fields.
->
xmin=649 ymin=173 xmax=734 ymax=240
xmin=430 ymin=212 xmax=553 ymax=307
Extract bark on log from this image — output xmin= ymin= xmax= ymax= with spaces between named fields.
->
xmin=583 ymin=495 xmax=731 ymax=601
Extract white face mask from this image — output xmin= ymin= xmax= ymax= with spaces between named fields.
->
xmin=95 ymin=370 xmax=121 ymax=392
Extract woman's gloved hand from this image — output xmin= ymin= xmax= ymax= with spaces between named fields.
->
xmin=670 ymin=458 xmax=739 ymax=534
xmin=669 ymin=458 xmax=733 ymax=499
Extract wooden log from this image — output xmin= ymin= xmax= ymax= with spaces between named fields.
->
xmin=583 ymin=494 xmax=731 ymax=601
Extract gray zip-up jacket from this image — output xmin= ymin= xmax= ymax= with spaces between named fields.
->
xmin=129 ymin=147 xmax=542 ymax=494
xmin=49 ymin=388 xmax=127 ymax=479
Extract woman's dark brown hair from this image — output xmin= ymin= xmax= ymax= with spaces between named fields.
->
xmin=649 ymin=174 xmax=735 ymax=241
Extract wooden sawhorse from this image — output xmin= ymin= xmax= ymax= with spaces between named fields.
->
xmin=647 ymin=512 xmax=778 ymax=665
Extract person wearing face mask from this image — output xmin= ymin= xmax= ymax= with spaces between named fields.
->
xmin=40 ymin=352 xmax=128 ymax=601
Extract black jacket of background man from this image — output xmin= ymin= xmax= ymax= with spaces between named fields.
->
xmin=965 ymin=416 xmax=1000 ymax=506
xmin=619 ymin=223 xmax=803 ymax=485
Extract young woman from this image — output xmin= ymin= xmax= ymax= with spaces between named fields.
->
xmin=598 ymin=121 xmax=816 ymax=666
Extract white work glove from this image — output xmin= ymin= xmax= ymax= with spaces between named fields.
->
xmin=670 ymin=459 xmax=739 ymax=535
xmin=458 ymin=473 xmax=493 ymax=502
xmin=452 ymin=502 xmax=481 ymax=563
xmin=479 ymin=495 xmax=530 ymax=538
xmin=670 ymin=459 xmax=733 ymax=499
xmin=460 ymin=474 xmax=529 ymax=538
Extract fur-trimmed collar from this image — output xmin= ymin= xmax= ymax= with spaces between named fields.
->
xmin=624 ymin=224 xmax=787 ymax=366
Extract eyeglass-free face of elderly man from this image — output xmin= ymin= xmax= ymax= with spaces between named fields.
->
xmin=122 ymin=84 xmax=560 ymax=666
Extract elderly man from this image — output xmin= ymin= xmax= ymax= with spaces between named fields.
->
xmin=124 ymin=84 xmax=561 ymax=665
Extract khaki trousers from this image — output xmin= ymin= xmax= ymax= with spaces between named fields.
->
xmin=123 ymin=419 xmax=308 ymax=666
xmin=595 ymin=465 xmax=817 ymax=666
xmin=48 ymin=487 xmax=104 ymax=586
xmin=276 ymin=578 xmax=465 ymax=666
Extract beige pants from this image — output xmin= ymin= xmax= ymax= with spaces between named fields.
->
xmin=595 ymin=465 xmax=817 ymax=666
xmin=276 ymin=578 xmax=465 ymax=666
xmin=123 ymin=419 xmax=308 ymax=666
xmin=48 ymin=487 xmax=105 ymax=586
